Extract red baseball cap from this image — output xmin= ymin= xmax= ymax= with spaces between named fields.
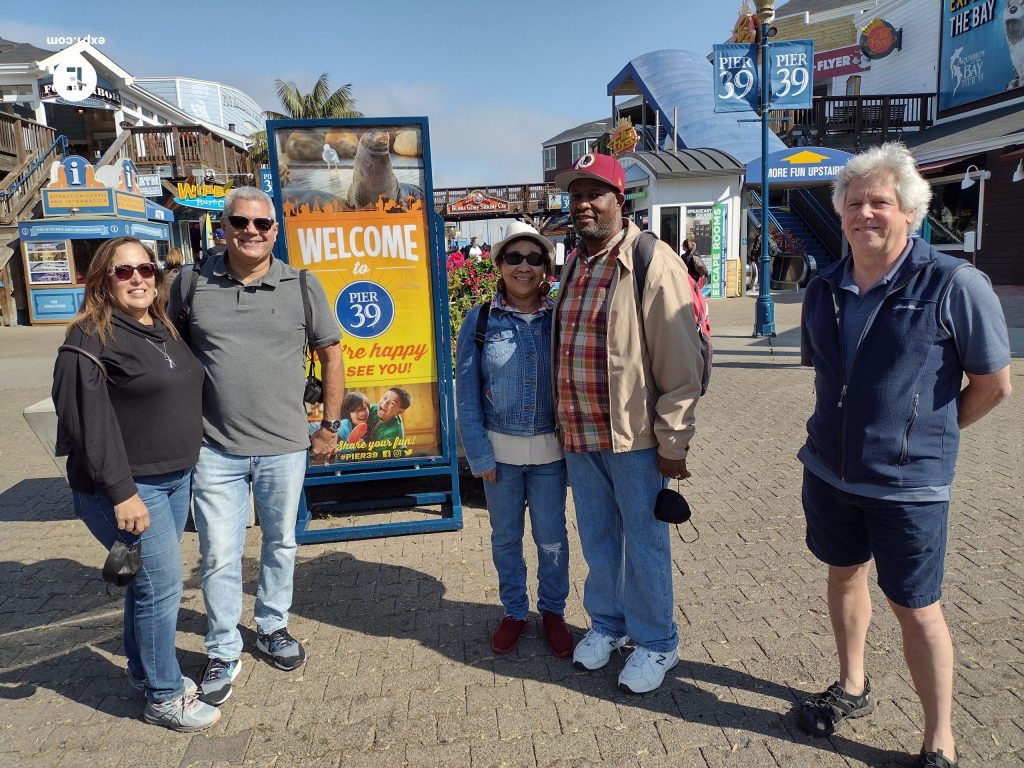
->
xmin=554 ymin=152 xmax=625 ymax=194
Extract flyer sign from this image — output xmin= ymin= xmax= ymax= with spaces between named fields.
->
xmin=271 ymin=122 xmax=440 ymax=464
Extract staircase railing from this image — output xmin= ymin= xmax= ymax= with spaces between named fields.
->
xmin=790 ymin=187 xmax=843 ymax=265
xmin=0 ymin=113 xmax=55 ymax=168
xmin=748 ymin=190 xmax=803 ymax=253
xmin=0 ymin=134 xmax=68 ymax=225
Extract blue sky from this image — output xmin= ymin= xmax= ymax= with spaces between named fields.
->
xmin=5 ymin=1 xmax=745 ymax=187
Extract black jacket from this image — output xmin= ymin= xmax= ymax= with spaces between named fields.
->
xmin=53 ymin=311 xmax=204 ymax=504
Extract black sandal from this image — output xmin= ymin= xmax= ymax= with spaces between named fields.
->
xmin=798 ymin=676 xmax=874 ymax=736
xmin=919 ymin=748 xmax=958 ymax=767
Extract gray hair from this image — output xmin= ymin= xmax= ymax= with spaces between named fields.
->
xmin=223 ymin=186 xmax=275 ymax=220
xmin=831 ymin=143 xmax=932 ymax=234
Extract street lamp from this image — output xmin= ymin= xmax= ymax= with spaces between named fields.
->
xmin=754 ymin=0 xmax=777 ymax=337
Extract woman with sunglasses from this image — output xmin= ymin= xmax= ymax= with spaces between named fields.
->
xmin=455 ymin=221 xmax=573 ymax=658
xmin=52 ymin=236 xmax=218 ymax=732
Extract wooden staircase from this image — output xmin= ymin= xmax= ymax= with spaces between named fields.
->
xmin=0 ymin=113 xmax=66 ymax=325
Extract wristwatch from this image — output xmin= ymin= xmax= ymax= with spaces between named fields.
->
xmin=320 ymin=419 xmax=341 ymax=433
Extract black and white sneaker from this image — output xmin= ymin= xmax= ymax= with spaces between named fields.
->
xmin=256 ymin=627 xmax=306 ymax=671
xmin=198 ymin=657 xmax=241 ymax=706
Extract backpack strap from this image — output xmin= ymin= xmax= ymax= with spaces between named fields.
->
xmin=632 ymin=230 xmax=659 ymax=307
xmin=473 ymin=300 xmax=491 ymax=353
xmin=176 ymin=263 xmax=201 ymax=339
xmin=57 ymin=344 xmax=108 ymax=381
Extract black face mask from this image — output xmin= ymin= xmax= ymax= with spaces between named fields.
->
xmin=654 ymin=486 xmax=699 ymax=543
xmin=102 ymin=541 xmax=141 ymax=586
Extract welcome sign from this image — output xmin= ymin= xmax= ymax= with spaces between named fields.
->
xmin=269 ymin=120 xmax=441 ymax=465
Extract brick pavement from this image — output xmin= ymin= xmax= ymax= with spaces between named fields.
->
xmin=0 ymin=291 xmax=1021 ymax=768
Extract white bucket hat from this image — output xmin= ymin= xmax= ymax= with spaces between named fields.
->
xmin=492 ymin=220 xmax=555 ymax=268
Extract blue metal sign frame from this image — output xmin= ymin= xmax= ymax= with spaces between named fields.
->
xmin=266 ymin=116 xmax=462 ymax=544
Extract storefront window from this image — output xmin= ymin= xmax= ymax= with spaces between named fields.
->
xmin=659 ymin=207 xmax=680 ymax=253
xmin=923 ymin=177 xmax=981 ymax=249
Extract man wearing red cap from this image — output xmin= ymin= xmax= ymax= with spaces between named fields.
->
xmin=552 ymin=152 xmax=704 ymax=694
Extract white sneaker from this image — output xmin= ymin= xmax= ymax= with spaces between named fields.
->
xmin=617 ymin=646 xmax=679 ymax=694
xmin=572 ymin=629 xmax=629 ymax=670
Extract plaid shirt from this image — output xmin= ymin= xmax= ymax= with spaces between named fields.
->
xmin=555 ymin=231 xmax=627 ymax=452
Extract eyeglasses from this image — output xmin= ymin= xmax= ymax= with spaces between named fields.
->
xmin=502 ymin=251 xmax=546 ymax=267
xmin=226 ymin=214 xmax=275 ymax=232
xmin=109 ymin=262 xmax=158 ymax=280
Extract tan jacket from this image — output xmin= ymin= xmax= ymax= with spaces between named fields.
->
xmin=553 ymin=220 xmax=703 ymax=460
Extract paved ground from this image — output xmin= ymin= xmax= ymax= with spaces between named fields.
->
xmin=0 ymin=287 xmax=1021 ymax=768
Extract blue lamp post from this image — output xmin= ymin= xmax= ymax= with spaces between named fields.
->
xmin=754 ymin=0 xmax=777 ymax=337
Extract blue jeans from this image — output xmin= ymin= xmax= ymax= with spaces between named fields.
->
xmin=72 ymin=469 xmax=191 ymax=703
xmin=483 ymin=460 xmax=569 ymax=619
xmin=564 ymin=447 xmax=677 ymax=653
xmin=192 ymin=444 xmax=307 ymax=660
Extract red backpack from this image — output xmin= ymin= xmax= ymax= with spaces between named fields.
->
xmin=632 ymin=231 xmax=712 ymax=395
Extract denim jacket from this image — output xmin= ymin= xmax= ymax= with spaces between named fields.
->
xmin=455 ymin=295 xmax=556 ymax=474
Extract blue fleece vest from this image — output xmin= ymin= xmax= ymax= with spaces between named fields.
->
xmin=801 ymin=239 xmax=969 ymax=489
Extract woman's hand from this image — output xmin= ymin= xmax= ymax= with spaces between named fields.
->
xmin=114 ymin=494 xmax=150 ymax=534
xmin=474 ymin=468 xmax=497 ymax=484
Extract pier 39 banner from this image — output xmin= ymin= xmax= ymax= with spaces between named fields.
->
xmin=268 ymin=120 xmax=441 ymax=465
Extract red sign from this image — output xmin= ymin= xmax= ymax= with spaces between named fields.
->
xmin=814 ymin=44 xmax=870 ymax=81
xmin=860 ymin=19 xmax=901 ymax=60
xmin=447 ymin=191 xmax=510 ymax=214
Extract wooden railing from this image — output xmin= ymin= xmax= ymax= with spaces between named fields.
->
xmin=0 ymin=134 xmax=67 ymax=226
xmin=0 ymin=113 xmax=56 ymax=170
xmin=773 ymin=94 xmax=934 ymax=148
xmin=115 ymin=124 xmax=256 ymax=179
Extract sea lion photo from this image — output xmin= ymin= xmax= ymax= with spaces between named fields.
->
xmin=344 ymin=129 xmax=402 ymax=209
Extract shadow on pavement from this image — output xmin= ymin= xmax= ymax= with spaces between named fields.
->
xmin=0 ymin=478 xmax=75 ymax=523
xmin=290 ymin=550 xmax=912 ymax=767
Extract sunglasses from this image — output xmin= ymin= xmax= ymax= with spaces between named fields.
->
xmin=226 ymin=214 xmax=275 ymax=232
xmin=109 ymin=262 xmax=158 ymax=280
xmin=502 ymin=251 xmax=547 ymax=267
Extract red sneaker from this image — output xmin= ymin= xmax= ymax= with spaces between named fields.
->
xmin=492 ymin=617 xmax=529 ymax=654
xmin=542 ymin=611 xmax=574 ymax=658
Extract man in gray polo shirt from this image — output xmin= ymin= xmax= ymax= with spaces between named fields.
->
xmin=170 ymin=186 xmax=343 ymax=706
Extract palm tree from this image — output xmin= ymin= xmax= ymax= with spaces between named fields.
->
xmin=247 ymin=73 xmax=361 ymax=165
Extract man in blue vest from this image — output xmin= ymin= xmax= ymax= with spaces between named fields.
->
xmin=796 ymin=143 xmax=1011 ymax=768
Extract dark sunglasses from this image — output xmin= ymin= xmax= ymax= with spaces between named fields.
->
xmin=502 ymin=251 xmax=546 ymax=267
xmin=226 ymin=214 xmax=275 ymax=232
xmin=109 ymin=262 xmax=158 ymax=280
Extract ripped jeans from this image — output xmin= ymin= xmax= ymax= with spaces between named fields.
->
xmin=484 ymin=460 xmax=569 ymax=619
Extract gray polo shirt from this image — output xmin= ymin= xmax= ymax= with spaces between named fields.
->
xmin=169 ymin=253 xmax=341 ymax=456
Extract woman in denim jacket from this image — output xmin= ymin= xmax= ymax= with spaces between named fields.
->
xmin=455 ymin=222 xmax=573 ymax=658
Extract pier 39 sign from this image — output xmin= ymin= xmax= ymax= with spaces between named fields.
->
xmin=713 ymin=40 xmax=815 ymax=112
